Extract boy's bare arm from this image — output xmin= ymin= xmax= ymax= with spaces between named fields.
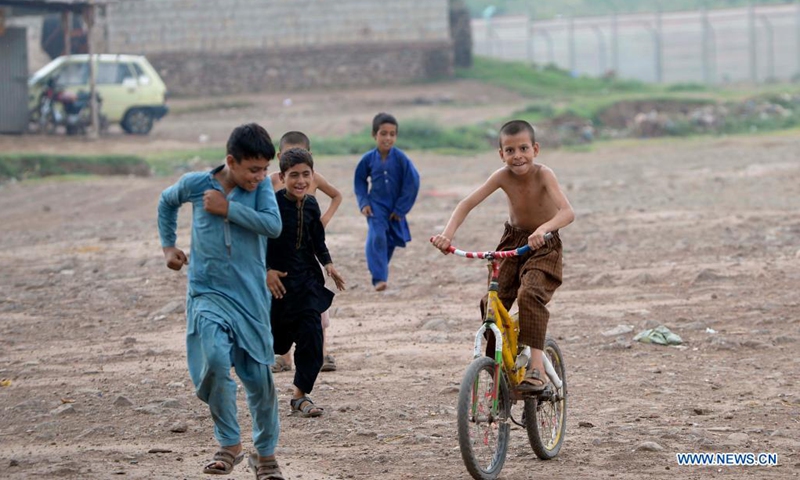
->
xmin=269 ymin=172 xmax=282 ymax=192
xmin=314 ymin=173 xmax=343 ymax=228
xmin=432 ymin=172 xmax=502 ymax=252
xmin=528 ymin=167 xmax=575 ymax=248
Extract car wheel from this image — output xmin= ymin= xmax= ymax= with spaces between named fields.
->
xmin=122 ymin=108 xmax=154 ymax=135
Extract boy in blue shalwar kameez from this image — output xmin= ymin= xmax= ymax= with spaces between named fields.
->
xmin=157 ymin=123 xmax=287 ymax=479
xmin=354 ymin=112 xmax=420 ymax=291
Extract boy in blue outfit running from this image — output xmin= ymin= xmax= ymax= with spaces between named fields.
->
xmin=157 ymin=123 xmax=286 ymax=479
xmin=354 ymin=112 xmax=420 ymax=291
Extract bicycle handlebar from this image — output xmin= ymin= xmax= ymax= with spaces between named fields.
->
xmin=430 ymin=232 xmax=553 ymax=259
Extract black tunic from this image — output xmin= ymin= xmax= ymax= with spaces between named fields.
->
xmin=267 ymin=190 xmax=334 ymax=323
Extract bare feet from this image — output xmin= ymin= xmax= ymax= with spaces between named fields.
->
xmin=374 ymin=281 xmax=387 ymax=291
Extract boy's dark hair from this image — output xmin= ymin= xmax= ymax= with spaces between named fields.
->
xmin=279 ymin=131 xmax=311 ymax=151
xmin=279 ymin=147 xmax=314 ymax=174
xmin=227 ymin=123 xmax=276 ymax=162
xmin=372 ymin=112 xmax=399 ymax=135
xmin=498 ymin=120 xmax=536 ymax=147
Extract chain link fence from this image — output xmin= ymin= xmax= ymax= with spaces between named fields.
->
xmin=472 ymin=2 xmax=800 ymax=84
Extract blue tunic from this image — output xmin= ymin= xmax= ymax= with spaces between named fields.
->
xmin=157 ymin=165 xmax=282 ymax=365
xmin=354 ymin=147 xmax=420 ymax=284
xmin=354 ymin=146 xmax=420 ymax=247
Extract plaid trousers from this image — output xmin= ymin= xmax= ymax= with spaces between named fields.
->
xmin=480 ymin=222 xmax=562 ymax=350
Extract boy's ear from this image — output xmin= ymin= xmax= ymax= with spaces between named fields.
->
xmin=532 ymin=142 xmax=540 ymax=157
xmin=278 ymin=172 xmax=285 ymax=182
xmin=225 ymin=154 xmax=236 ymax=167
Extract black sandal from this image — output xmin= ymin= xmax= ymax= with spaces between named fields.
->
xmin=290 ymin=395 xmax=324 ymax=417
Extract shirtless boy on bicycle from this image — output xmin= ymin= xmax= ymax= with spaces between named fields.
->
xmin=432 ymin=119 xmax=575 ymax=393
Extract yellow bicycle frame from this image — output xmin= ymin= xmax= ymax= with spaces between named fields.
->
xmin=480 ymin=289 xmax=526 ymax=387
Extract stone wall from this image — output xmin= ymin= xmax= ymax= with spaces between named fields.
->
xmin=100 ymin=0 xmax=453 ymax=94
xmin=149 ymin=41 xmax=452 ymax=96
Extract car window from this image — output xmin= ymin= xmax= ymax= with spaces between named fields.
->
xmin=132 ymin=62 xmax=146 ymax=77
xmin=97 ymin=62 xmax=136 ymax=84
xmin=57 ymin=62 xmax=89 ymax=86
xmin=131 ymin=62 xmax=152 ymax=85
xmin=119 ymin=63 xmax=137 ymax=83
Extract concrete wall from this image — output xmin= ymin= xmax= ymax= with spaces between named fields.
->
xmin=102 ymin=0 xmax=453 ymax=95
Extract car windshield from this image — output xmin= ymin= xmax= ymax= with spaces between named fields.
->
xmin=28 ymin=57 xmax=66 ymax=86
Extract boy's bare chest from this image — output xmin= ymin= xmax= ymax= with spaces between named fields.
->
xmin=504 ymin=176 xmax=546 ymax=204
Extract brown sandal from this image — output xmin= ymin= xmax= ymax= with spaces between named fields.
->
xmin=320 ymin=354 xmax=337 ymax=372
xmin=248 ymin=454 xmax=285 ymax=480
xmin=517 ymin=368 xmax=547 ymax=393
xmin=203 ymin=448 xmax=244 ymax=475
xmin=270 ymin=356 xmax=292 ymax=373
xmin=290 ymin=395 xmax=324 ymax=417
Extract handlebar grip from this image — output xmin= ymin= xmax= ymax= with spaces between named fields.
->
xmin=430 ymin=232 xmax=553 ymax=258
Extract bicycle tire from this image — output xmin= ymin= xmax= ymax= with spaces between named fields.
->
xmin=524 ymin=336 xmax=567 ymax=460
xmin=457 ymin=356 xmax=511 ymax=480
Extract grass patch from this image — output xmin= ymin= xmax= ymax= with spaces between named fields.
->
xmin=0 ymin=153 xmax=150 ymax=181
xmin=457 ymin=58 xmax=651 ymax=98
xmin=313 ymin=119 xmax=495 ymax=156
xmin=144 ymin=148 xmax=225 ymax=176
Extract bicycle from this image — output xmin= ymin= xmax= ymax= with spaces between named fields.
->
xmin=430 ymin=234 xmax=567 ymax=480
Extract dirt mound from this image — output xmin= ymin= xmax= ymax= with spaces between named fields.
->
xmin=596 ymin=98 xmax=712 ymax=129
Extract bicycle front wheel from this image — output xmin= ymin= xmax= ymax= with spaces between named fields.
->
xmin=457 ymin=356 xmax=511 ymax=480
xmin=524 ymin=336 xmax=567 ymax=459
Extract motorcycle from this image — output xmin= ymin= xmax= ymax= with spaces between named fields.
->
xmin=33 ymin=78 xmax=107 ymax=135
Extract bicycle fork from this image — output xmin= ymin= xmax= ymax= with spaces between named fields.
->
xmin=472 ymin=324 xmax=563 ymax=394
xmin=472 ymin=323 xmax=504 ymax=416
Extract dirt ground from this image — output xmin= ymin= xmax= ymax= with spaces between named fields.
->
xmin=1 ymin=80 xmax=799 ymax=480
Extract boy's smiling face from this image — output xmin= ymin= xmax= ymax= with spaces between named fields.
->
xmin=499 ymin=131 xmax=539 ymax=176
xmin=280 ymin=162 xmax=314 ymax=199
xmin=373 ymin=122 xmax=397 ymax=156
xmin=228 ymin=155 xmax=270 ymax=191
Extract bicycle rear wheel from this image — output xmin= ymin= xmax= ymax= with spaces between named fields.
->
xmin=457 ymin=356 xmax=511 ymax=480
xmin=524 ymin=337 xmax=567 ymax=459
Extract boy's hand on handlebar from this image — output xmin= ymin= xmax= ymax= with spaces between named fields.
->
xmin=527 ymin=229 xmax=549 ymax=249
xmin=431 ymin=234 xmax=452 ymax=255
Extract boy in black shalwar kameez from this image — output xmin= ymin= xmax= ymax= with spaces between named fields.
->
xmin=267 ymin=148 xmax=346 ymax=417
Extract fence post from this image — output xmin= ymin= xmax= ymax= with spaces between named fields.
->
xmin=538 ymin=29 xmax=555 ymax=65
xmin=655 ymin=2 xmax=663 ymax=83
xmin=701 ymin=3 xmax=711 ymax=83
xmin=527 ymin=16 xmax=534 ymax=64
xmin=796 ymin=0 xmax=800 ymax=77
xmin=611 ymin=8 xmax=619 ymax=74
xmin=568 ymin=15 xmax=576 ymax=73
xmin=749 ymin=1 xmax=757 ymax=83
xmin=759 ymin=14 xmax=775 ymax=81
xmin=591 ymin=25 xmax=607 ymax=75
